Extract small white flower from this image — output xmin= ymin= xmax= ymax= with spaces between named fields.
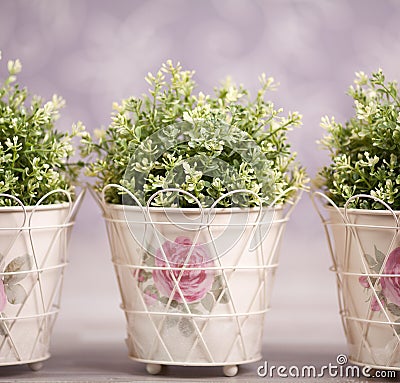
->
xmin=94 ymin=128 xmax=106 ymax=140
xmin=182 ymin=111 xmax=193 ymax=123
xmin=7 ymin=59 xmax=22 ymax=75
xmin=354 ymin=71 xmax=368 ymax=86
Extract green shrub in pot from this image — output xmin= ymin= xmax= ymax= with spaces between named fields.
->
xmin=0 ymin=52 xmax=84 ymax=370
xmin=317 ymin=69 xmax=400 ymax=210
xmin=315 ymin=69 xmax=400 ymax=370
xmin=82 ymin=60 xmax=307 ymax=207
xmin=82 ymin=60 xmax=308 ymax=376
xmin=0 ymin=53 xmax=84 ymax=206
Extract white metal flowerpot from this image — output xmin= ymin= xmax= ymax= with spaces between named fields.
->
xmin=313 ymin=193 xmax=400 ymax=370
xmin=0 ymin=190 xmax=84 ymax=370
xmin=99 ymin=186 xmax=298 ymax=376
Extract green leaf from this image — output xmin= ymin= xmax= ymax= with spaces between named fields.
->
xmin=0 ymin=316 xmax=8 ymax=336
xmin=364 ymin=253 xmax=377 ymax=268
xmin=134 ymin=126 xmax=142 ymax=140
xmin=219 ymin=290 xmax=230 ymax=304
xmin=188 ymin=307 xmax=202 ymax=315
xmin=178 ymin=317 xmax=194 ymax=337
xmin=395 ymin=319 xmax=400 ymax=336
xmin=213 ymin=288 xmax=229 ymax=304
xmin=164 ymin=315 xmax=179 ymax=329
xmin=374 ymin=246 xmax=386 ymax=268
xmin=143 ymin=252 xmax=155 ymax=267
xmin=200 ymin=293 xmax=215 ymax=312
xmin=143 ymin=285 xmax=154 ymax=294
xmin=372 ymin=263 xmax=384 ymax=274
xmin=5 ymin=284 xmax=27 ymax=305
xmin=211 ymin=274 xmax=224 ymax=292
xmin=387 ymin=303 xmax=400 ymax=317
xmin=159 ymin=296 xmax=169 ymax=305
xmin=212 ymin=288 xmax=221 ymax=300
xmin=4 ymin=255 xmax=33 ymax=285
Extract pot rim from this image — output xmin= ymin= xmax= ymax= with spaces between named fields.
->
xmin=324 ymin=204 xmax=400 ymax=216
xmin=0 ymin=201 xmax=71 ymax=213
xmin=103 ymin=202 xmax=282 ymax=214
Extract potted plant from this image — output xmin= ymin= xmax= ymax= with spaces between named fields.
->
xmin=0 ymin=52 xmax=85 ymax=370
xmin=313 ymin=69 xmax=400 ymax=370
xmin=82 ymin=60 xmax=307 ymax=376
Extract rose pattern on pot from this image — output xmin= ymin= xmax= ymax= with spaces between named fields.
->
xmin=152 ymin=236 xmax=214 ymax=303
xmin=381 ymin=247 xmax=400 ymax=307
xmin=134 ymin=236 xmax=230 ymax=337
xmin=359 ymin=246 xmax=400 ymax=322
xmin=0 ymin=254 xmax=32 ymax=313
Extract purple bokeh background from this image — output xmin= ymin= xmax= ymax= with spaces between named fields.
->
xmin=1 ymin=0 xmax=400 ymax=363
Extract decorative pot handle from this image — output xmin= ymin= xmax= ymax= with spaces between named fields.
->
xmin=0 ymin=194 xmax=28 ymax=228
xmin=68 ymin=187 xmax=86 ymax=223
xmin=343 ymin=194 xmax=399 ymax=225
xmin=28 ymin=189 xmax=73 ymax=228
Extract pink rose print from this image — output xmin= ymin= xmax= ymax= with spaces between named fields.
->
xmin=153 ymin=236 xmax=214 ymax=303
xmin=133 ymin=269 xmax=146 ymax=283
xmin=0 ymin=280 xmax=6 ymax=312
xmin=358 ymin=275 xmax=382 ymax=311
xmin=359 ymin=275 xmax=370 ymax=288
xmin=370 ymin=295 xmax=382 ymax=312
xmin=144 ymin=291 xmax=158 ymax=307
xmin=381 ymin=247 xmax=400 ymax=306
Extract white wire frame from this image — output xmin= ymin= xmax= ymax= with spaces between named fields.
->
xmin=100 ymin=185 xmax=299 ymax=366
xmin=312 ymin=192 xmax=400 ymax=370
xmin=0 ymin=189 xmax=84 ymax=366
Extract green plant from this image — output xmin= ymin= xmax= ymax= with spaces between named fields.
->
xmin=82 ymin=60 xmax=307 ymax=207
xmin=0 ymin=52 xmax=84 ymax=206
xmin=318 ymin=69 xmax=400 ymax=210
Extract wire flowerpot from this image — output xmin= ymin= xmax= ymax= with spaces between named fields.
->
xmin=0 ymin=190 xmax=84 ymax=371
xmin=313 ymin=193 xmax=400 ymax=370
xmin=99 ymin=185 xmax=299 ymax=377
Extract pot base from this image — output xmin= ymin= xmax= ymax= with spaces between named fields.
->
xmin=131 ymin=354 xmax=256 ymax=376
xmin=0 ymin=353 xmax=49 ymax=368
xmin=129 ymin=354 xmax=260 ymax=366
xmin=144 ymin=362 xmax=239 ymax=377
